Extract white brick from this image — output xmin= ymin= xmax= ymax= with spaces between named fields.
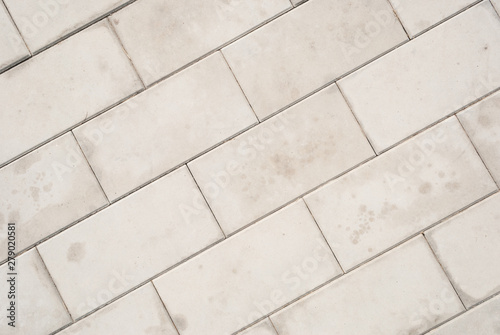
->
xmin=305 ymin=117 xmax=497 ymax=270
xmin=0 ymin=2 xmax=29 ymax=71
xmin=339 ymin=2 xmax=500 ymax=153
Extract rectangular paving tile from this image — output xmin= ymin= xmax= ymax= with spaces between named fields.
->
xmin=237 ymin=319 xmax=277 ymax=335
xmin=153 ymin=200 xmax=342 ymax=335
xmin=271 ymin=236 xmax=465 ymax=335
xmin=111 ymin=0 xmax=291 ymax=86
xmin=389 ymin=0 xmax=477 ymax=37
xmin=74 ymin=52 xmax=257 ymax=201
xmin=37 ymin=166 xmax=224 ymax=319
xmin=0 ymin=2 xmax=29 ymax=72
xmin=425 ymin=192 xmax=500 ymax=307
xmin=188 ymin=85 xmax=374 ymax=235
xmin=0 ymin=20 xmax=142 ymax=166
xmin=304 ymin=117 xmax=497 ymax=271
xmin=222 ymin=0 xmax=407 ymax=120
xmin=0 ymin=249 xmax=72 ymax=334
xmin=4 ymin=0 xmax=130 ymax=53
xmin=59 ymin=283 xmax=177 ymax=335
xmin=0 ymin=133 xmax=108 ymax=262
xmin=338 ymin=1 xmax=500 ymax=153
xmin=493 ymin=0 xmax=500 ymax=13
xmin=428 ymin=295 xmax=500 ymax=335
xmin=458 ymin=91 xmax=500 ymax=185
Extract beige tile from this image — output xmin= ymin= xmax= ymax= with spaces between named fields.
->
xmin=492 ymin=0 xmax=500 ymax=13
xmin=111 ymin=0 xmax=291 ymax=86
xmin=58 ymin=283 xmax=177 ymax=335
xmin=428 ymin=295 xmax=500 ymax=335
xmin=153 ymin=200 xmax=342 ymax=335
xmin=4 ymin=0 xmax=130 ymax=53
xmin=0 ymin=249 xmax=72 ymax=334
xmin=458 ymin=91 xmax=500 ymax=185
xmin=389 ymin=0 xmax=477 ymax=37
xmin=38 ymin=166 xmax=223 ymax=319
xmin=0 ymin=2 xmax=29 ymax=71
xmin=222 ymin=0 xmax=407 ymax=120
xmin=304 ymin=117 xmax=497 ymax=270
xmin=426 ymin=193 xmax=500 ymax=307
xmin=271 ymin=236 xmax=464 ymax=335
xmin=0 ymin=133 xmax=107 ymax=262
xmin=74 ymin=52 xmax=257 ymax=201
xmin=339 ymin=2 xmax=500 ymax=153
xmin=0 ymin=20 xmax=142 ymax=166
xmin=237 ymin=319 xmax=277 ymax=335
xmin=188 ymin=85 xmax=374 ymax=235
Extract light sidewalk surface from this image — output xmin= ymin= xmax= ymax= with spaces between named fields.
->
xmin=0 ymin=0 xmax=499 ymax=334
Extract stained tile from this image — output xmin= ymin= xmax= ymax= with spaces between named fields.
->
xmin=110 ymin=0 xmax=291 ymax=86
xmin=304 ymin=117 xmax=497 ymax=270
xmin=0 ymin=249 xmax=72 ymax=334
xmin=188 ymin=85 xmax=374 ymax=235
xmin=0 ymin=133 xmax=107 ymax=262
xmin=37 ymin=166 xmax=223 ymax=319
xmin=0 ymin=20 xmax=142 ymax=166
xmin=153 ymin=200 xmax=342 ymax=335
xmin=271 ymin=236 xmax=464 ymax=335
xmin=0 ymin=2 xmax=29 ymax=71
xmin=237 ymin=319 xmax=278 ymax=335
xmin=74 ymin=52 xmax=257 ymax=201
xmin=428 ymin=295 xmax=500 ymax=335
xmin=222 ymin=0 xmax=407 ymax=120
xmin=458 ymin=91 xmax=500 ymax=185
xmin=339 ymin=2 xmax=500 ymax=153
xmin=389 ymin=0 xmax=477 ymax=37
xmin=58 ymin=283 xmax=177 ymax=335
xmin=3 ymin=0 xmax=130 ymax=53
xmin=426 ymin=193 xmax=500 ymax=307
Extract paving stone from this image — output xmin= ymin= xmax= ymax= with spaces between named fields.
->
xmin=0 ymin=249 xmax=72 ymax=334
xmin=0 ymin=2 xmax=29 ymax=71
xmin=389 ymin=0 xmax=477 ymax=37
xmin=74 ymin=52 xmax=257 ymax=201
xmin=304 ymin=117 xmax=497 ymax=270
xmin=428 ymin=294 xmax=500 ymax=335
xmin=37 ymin=166 xmax=223 ymax=319
xmin=222 ymin=0 xmax=407 ymax=120
xmin=110 ymin=0 xmax=291 ymax=86
xmin=0 ymin=133 xmax=108 ymax=262
xmin=426 ymin=192 xmax=500 ymax=307
xmin=188 ymin=85 xmax=374 ymax=235
xmin=58 ymin=283 xmax=177 ymax=335
xmin=153 ymin=200 xmax=342 ymax=335
xmin=492 ymin=0 xmax=500 ymax=14
xmin=339 ymin=2 xmax=500 ymax=153
xmin=237 ymin=319 xmax=278 ymax=335
xmin=271 ymin=236 xmax=464 ymax=335
xmin=3 ymin=0 xmax=130 ymax=53
xmin=0 ymin=20 xmax=143 ymax=166
xmin=458 ymin=91 xmax=500 ymax=185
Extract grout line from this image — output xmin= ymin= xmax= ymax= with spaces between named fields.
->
xmin=220 ymin=50 xmax=261 ymax=122
xmin=422 ymin=234 xmax=467 ymax=310
xmin=151 ymin=281 xmax=181 ymax=335
xmin=107 ymin=16 xmax=146 ymax=89
xmin=186 ymin=164 xmax=227 ymax=238
xmin=385 ymin=0 xmax=411 ymax=39
xmin=1 ymin=0 xmax=32 ymax=55
xmin=35 ymin=247 xmax=75 ymax=322
xmin=455 ymin=115 xmax=500 ymax=189
xmin=336 ymin=83 xmax=378 ymax=156
xmin=302 ymin=199 xmax=345 ymax=274
xmin=491 ymin=0 xmax=500 ymax=16
xmin=70 ymin=131 xmax=111 ymax=204
xmin=268 ymin=317 xmax=280 ymax=335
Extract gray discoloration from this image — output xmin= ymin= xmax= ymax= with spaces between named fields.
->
xmin=67 ymin=242 xmax=86 ymax=263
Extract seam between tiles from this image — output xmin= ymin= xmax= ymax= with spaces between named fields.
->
xmin=71 ymin=131 xmax=111 ymax=204
xmin=385 ymin=0 xmax=410 ymax=39
xmin=220 ymin=50 xmax=261 ymax=123
xmin=302 ymin=199 xmax=345 ymax=274
xmin=107 ymin=16 xmax=146 ymax=89
xmin=151 ymin=281 xmax=181 ymax=335
xmin=1 ymin=0 xmax=32 ymax=55
xmin=491 ymin=0 xmax=500 ymax=16
xmin=455 ymin=115 xmax=500 ymax=189
xmin=421 ymin=234 xmax=468 ymax=310
xmin=186 ymin=164 xmax=227 ymax=238
xmin=35 ymin=247 xmax=75 ymax=322
xmin=268 ymin=317 xmax=281 ymax=335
